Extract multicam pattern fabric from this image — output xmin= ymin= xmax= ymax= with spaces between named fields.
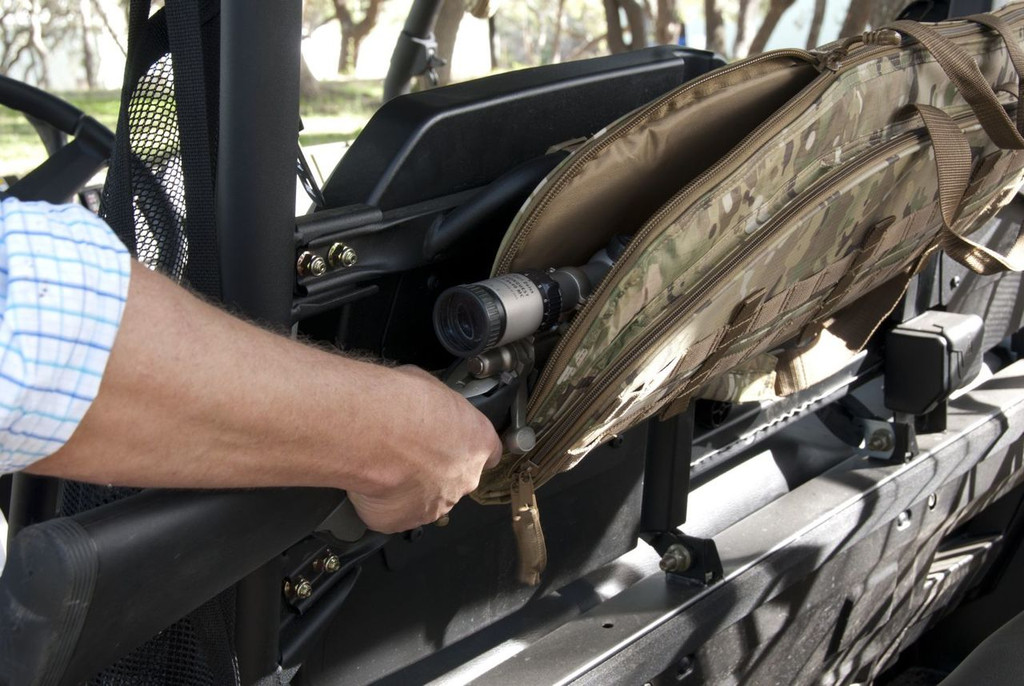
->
xmin=475 ymin=8 xmax=1024 ymax=504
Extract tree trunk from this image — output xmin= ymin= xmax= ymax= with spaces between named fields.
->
xmin=551 ymin=0 xmax=567 ymax=62
xmin=747 ymin=0 xmax=796 ymax=56
xmin=734 ymin=0 xmax=751 ymax=56
xmin=622 ymin=0 xmax=648 ymax=49
xmin=604 ymin=0 xmax=649 ymax=54
xmin=839 ymin=0 xmax=871 ymax=38
xmin=703 ymin=0 xmax=725 ymax=55
xmin=80 ymin=0 xmax=97 ymax=89
xmin=28 ymin=0 xmax=49 ymax=88
xmin=333 ymin=0 xmax=384 ymax=74
xmin=430 ymin=0 xmax=463 ymax=87
xmin=488 ymin=15 xmax=497 ymax=70
xmin=806 ymin=0 xmax=827 ymax=49
xmin=655 ymin=0 xmax=678 ymax=45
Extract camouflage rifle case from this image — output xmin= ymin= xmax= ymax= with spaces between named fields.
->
xmin=478 ymin=6 xmax=1024 ymax=584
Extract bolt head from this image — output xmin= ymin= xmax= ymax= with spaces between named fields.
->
xmin=297 ymin=251 xmax=327 ymax=278
xmin=328 ymin=243 xmax=358 ymax=268
xmin=435 ymin=514 xmax=451 ymax=528
xmin=867 ymin=430 xmax=894 ymax=452
xmin=927 ymin=493 xmax=938 ymax=510
xmin=295 ymin=579 xmax=313 ymax=599
xmin=324 ymin=554 xmax=341 ymax=573
xmin=659 ymin=544 xmax=693 ymax=573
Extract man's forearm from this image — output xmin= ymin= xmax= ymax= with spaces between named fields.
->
xmin=28 ymin=262 xmax=501 ymax=532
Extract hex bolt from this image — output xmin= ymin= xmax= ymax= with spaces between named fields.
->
xmin=659 ymin=544 xmax=693 ymax=573
xmin=294 ymin=577 xmax=313 ymax=599
xmin=323 ymin=554 xmax=341 ymax=573
xmin=297 ymin=251 xmax=327 ymax=277
xmin=328 ymin=242 xmax=358 ymax=268
xmin=950 ymin=275 xmax=962 ymax=290
xmin=867 ymin=430 xmax=894 ymax=453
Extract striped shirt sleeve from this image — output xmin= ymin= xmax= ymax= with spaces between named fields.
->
xmin=0 ymin=197 xmax=131 ymax=472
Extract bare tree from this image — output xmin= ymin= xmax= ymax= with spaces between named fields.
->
xmin=604 ymin=0 xmax=648 ymax=54
xmin=806 ymin=0 xmax=827 ymax=49
xmin=748 ymin=0 xmax=796 ymax=56
xmin=90 ymin=0 xmax=127 ymax=56
xmin=839 ymin=0 xmax=871 ymax=38
xmin=551 ymin=0 xmax=567 ymax=61
xmin=654 ymin=0 xmax=679 ymax=45
xmin=79 ymin=0 xmax=97 ymax=89
xmin=733 ymin=0 xmax=752 ymax=56
xmin=703 ymin=0 xmax=725 ymax=54
xmin=1 ymin=0 xmax=71 ymax=88
xmin=332 ymin=0 xmax=385 ymax=74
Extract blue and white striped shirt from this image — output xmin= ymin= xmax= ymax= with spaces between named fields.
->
xmin=0 ymin=198 xmax=131 ymax=472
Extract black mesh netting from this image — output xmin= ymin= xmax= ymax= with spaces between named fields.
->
xmin=64 ymin=1 xmax=241 ymax=683
xmin=100 ymin=0 xmax=220 ymax=298
xmin=118 ymin=52 xmax=190 ymax=281
xmin=84 ymin=586 xmax=240 ymax=686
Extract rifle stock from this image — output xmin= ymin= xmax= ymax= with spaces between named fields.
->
xmin=0 ymin=487 xmax=348 ymax=685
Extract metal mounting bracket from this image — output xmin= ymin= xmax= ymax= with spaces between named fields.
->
xmin=648 ymin=530 xmax=724 ymax=587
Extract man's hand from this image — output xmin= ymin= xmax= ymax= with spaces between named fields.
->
xmin=344 ymin=366 xmax=502 ymax=533
xmin=29 ymin=262 xmax=503 ymax=532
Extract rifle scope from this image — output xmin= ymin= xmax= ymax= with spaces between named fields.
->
xmin=433 ymin=235 xmax=629 ymax=358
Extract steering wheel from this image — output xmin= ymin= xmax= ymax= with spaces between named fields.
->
xmin=0 ymin=73 xmax=115 ymax=204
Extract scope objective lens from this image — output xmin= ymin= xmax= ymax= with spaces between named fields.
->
xmin=433 ymin=272 xmax=559 ymax=357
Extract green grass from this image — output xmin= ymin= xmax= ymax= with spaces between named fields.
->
xmin=299 ymin=79 xmax=381 ymax=147
xmin=1 ymin=80 xmax=382 ymax=179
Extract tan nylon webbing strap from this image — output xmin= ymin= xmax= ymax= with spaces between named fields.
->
xmin=917 ymin=103 xmax=1024 ymax=274
xmin=658 ymin=292 xmax=765 ymax=418
xmin=810 ymin=216 xmax=897 ymax=326
xmin=888 ymin=19 xmax=1024 ymax=150
xmin=916 ymin=104 xmax=973 ymax=227
xmin=965 ymin=13 xmax=1024 ymax=134
xmin=510 ymin=471 xmax=546 ymax=586
xmin=687 ymin=290 xmax=766 ymax=384
xmin=943 ymin=206 xmax=1024 ymax=273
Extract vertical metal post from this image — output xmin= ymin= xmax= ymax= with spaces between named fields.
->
xmin=217 ymin=0 xmax=301 ymax=328
xmin=382 ymin=0 xmax=444 ymax=102
xmin=219 ymin=2 xmax=302 ymax=682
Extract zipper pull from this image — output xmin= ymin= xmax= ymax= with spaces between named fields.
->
xmin=818 ymin=29 xmax=903 ymax=71
xmin=510 ymin=469 xmax=547 ymax=586
xmin=863 ymin=28 xmax=903 ymax=47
